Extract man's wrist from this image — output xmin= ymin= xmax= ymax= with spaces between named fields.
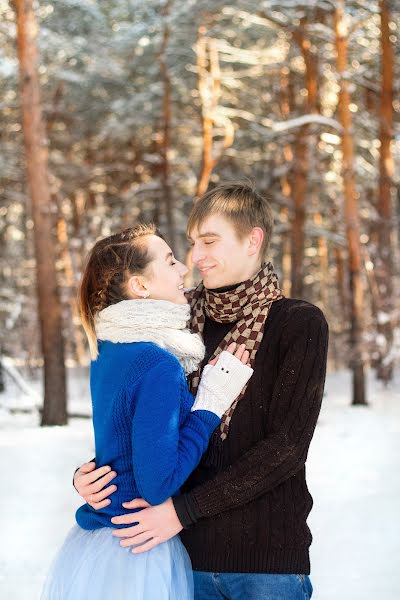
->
xmin=172 ymin=493 xmax=202 ymax=529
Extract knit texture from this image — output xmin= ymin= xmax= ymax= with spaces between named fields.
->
xmin=174 ymin=298 xmax=329 ymax=574
xmin=192 ymin=354 xmax=253 ymax=417
xmin=188 ymin=262 xmax=283 ymax=438
xmin=95 ymin=299 xmax=205 ymax=375
xmin=76 ymin=341 xmax=220 ymax=530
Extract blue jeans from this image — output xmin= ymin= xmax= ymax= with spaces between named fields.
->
xmin=193 ymin=571 xmax=313 ymax=600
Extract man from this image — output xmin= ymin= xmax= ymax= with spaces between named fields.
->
xmin=74 ymin=182 xmax=328 ymax=599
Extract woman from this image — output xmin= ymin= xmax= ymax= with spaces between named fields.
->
xmin=41 ymin=224 xmax=253 ymax=599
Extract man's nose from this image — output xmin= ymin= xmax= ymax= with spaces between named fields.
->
xmin=191 ymin=245 xmax=204 ymax=264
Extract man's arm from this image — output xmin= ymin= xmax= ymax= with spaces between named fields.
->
xmin=112 ymin=305 xmax=328 ymax=551
xmin=174 ymin=305 xmax=328 ymax=523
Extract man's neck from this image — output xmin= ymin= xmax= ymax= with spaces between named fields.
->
xmin=209 ymin=283 xmax=239 ymax=293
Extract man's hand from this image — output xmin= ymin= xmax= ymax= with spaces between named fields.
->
xmin=111 ymin=497 xmax=183 ymax=553
xmin=74 ymin=461 xmax=117 ymax=510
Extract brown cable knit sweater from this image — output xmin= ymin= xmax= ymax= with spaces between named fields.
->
xmin=173 ymin=297 xmax=329 ymax=574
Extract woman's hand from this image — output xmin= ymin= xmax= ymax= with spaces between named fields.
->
xmin=74 ymin=461 xmax=117 ymax=510
xmin=208 ymin=342 xmax=250 ymax=367
xmin=192 ymin=342 xmax=253 ymax=418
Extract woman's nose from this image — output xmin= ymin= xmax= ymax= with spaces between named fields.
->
xmin=180 ymin=262 xmax=189 ymax=276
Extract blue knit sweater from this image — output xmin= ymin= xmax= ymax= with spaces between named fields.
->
xmin=76 ymin=340 xmax=220 ymax=530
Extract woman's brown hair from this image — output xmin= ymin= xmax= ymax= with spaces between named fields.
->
xmin=79 ymin=224 xmax=158 ymax=359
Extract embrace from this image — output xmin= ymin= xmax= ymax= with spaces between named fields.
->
xmin=42 ymin=183 xmax=328 ymax=599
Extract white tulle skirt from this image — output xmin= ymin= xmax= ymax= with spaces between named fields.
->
xmin=41 ymin=524 xmax=193 ymax=600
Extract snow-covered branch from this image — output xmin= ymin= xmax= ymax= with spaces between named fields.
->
xmin=263 ymin=114 xmax=343 ymax=133
xmin=220 ymin=108 xmax=343 ymax=134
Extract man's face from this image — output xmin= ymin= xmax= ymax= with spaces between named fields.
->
xmin=188 ymin=214 xmax=257 ymax=289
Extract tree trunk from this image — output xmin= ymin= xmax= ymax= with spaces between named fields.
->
xmin=159 ymin=0 xmax=175 ymax=247
xmin=375 ymin=0 xmax=395 ymax=383
xmin=15 ymin=0 xmax=67 ymax=425
xmin=335 ymin=0 xmax=367 ymax=405
xmin=290 ymin=126 xmax=307 ymax=299
xmin=334 ymin=245 xmax=348 ymax=319
xmin=195 ymin=29 xmax=234 ymax=198
xmin=0 ymin=348 xmax=4 ymax=393
xmin=196 ymin=27 xmax=215 ymax=198
xmin=291 ymin=19 xmax=319 ymax=298
xmin=314 ymin=212 xmax=329 ymax=307
xmin=56 ymin=208 xmax=87 ymax=366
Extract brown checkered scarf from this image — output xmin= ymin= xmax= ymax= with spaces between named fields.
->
xmin=187 ymin=262 xmax=283 ymax=440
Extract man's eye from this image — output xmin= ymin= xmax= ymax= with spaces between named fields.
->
xmin=171 ymin=261 xmax=176 ymax=266
xmin=204 ymin=241 xmax=215 ymax=245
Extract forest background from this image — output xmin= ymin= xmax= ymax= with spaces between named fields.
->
xmin=0 ymin=0 xmax=399 ymax=424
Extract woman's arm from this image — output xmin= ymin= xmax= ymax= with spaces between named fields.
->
xmin=132 ymin=352 xmax=252 ymax=506
xmin=73 ymin=346 xmax=252 ymax=508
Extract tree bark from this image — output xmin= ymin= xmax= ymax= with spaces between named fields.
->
xmin=314 ymin=212 xmax=329 ymax=307
xmin=0 ymin=348 xmax=4 ymax=393
xmin=375 ymin=0 xmax=395 ymax=382
xmin=277 ymin=66 xmax=293 ymax=297
xmin=56 ymin=207 xmax=86 ymax=366
xmin=158 ymin=0 xmax=176 ymax=247
xmin=195 ymin=28 xmax=234 ymax=198
xmin=15 ymin=0 xmax=67 ymax=425
xmin=196 ymin=27 xmax=215 ymax=198
xmin=291 ymin=18 xmax=319 ymax=298
xmin=334 ymin=245 xmax=348 ymax=319
xmin=335 ymin=1 xmax=367 ymax=405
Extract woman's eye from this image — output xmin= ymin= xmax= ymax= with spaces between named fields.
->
xmin=204 ymin=241 xmax=215 ymax=245
xmin=171 ymin=260 xmax=176 ymax=265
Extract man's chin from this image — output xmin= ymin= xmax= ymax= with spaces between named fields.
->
xmin=202 ymin=273 xmax=224 ymax=289
xmin=201 ymin=273 xmax=214 ymax=288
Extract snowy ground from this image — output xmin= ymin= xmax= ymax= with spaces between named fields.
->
xmin=0 ymin=368 xmax=399 ymax=599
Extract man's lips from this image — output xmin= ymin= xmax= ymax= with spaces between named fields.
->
xmin=198 ymin=266 xmax=215 ymax=274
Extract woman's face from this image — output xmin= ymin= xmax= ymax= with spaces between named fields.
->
xmin=137 ymin=235 xmax=188 ymax=304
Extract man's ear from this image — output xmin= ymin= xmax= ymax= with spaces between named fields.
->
xmin=127 ymin=275 xmax=149 ymax=298
xmin=248 ymin=227 xmax=264 ymax=257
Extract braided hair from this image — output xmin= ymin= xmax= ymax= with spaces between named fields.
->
xmin=79 ymin=224 xmax=159 ymax=358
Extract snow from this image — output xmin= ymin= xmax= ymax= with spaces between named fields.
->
xmin=307 ymin=370 xmax=400 ymax=599
xmin=0 ymin=368 xmax=399 ymax=599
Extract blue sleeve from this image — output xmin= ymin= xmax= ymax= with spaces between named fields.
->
xmin=132 ymin=358 xmax=220 ymax=505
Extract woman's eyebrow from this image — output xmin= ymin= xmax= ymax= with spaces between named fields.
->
xmin=165 ymin=251 xmax=173 ymax=261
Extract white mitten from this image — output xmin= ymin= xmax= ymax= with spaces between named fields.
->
xmin=191 ymin=351 xmax=254 ymax=418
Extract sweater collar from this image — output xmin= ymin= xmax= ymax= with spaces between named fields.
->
xmin=208 ymin=282 xmax=241 ymax=293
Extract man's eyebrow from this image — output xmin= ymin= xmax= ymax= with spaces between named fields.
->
xmin=187 ymin=232 xmax=221 ymax=241
xmin=165 ymin=251 xmax=173 ymax=260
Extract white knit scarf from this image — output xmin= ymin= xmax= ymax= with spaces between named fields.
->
xmin=95 ymin=299 xmax=205 ymax=375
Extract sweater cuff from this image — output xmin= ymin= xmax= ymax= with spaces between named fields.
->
xmin=173 ymin=493 xmax=203 ymax=529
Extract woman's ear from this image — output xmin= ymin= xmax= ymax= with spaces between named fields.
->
xmin=127 ymin=275 xmax=150 ymax=299
xmin=248 ymin=227 xmax=264 ymax=257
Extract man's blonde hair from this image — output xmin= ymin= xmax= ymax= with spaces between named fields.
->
xmin=187 ymin=182 xmax=274 ymax=261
